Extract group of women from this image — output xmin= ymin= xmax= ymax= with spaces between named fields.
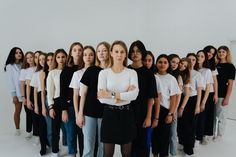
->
xmin=4 ymin=40 xmax=235 ymax=157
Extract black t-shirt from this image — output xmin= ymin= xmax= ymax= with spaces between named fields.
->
xmin=60 ymin=65 xmax=78 ymax=110
xmin=80 ymin=66 xmax=104 ymax=118
xmin=128 ymin=65 xmax=158 ymax=124
xmin=216 ymin=63 xmax=235 ymax=97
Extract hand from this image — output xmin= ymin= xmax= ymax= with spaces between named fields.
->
xmin=165 ymin=115 xmax=173 ymax=124
xmin=143 ymin=117 xmax=151 ymax=128
xmin=62 ymin=110 xmax=69 ymax=123
xmin=27 ymin=100 xmax=33 ymax=110
xmin=200 ymin=104 xmax=205 ymax=112
xmin=97 ymin=89 xmax=110 ymax=99
xmin=76 ymin=112 xmax=85 ymax=128
xmin=49 ymin=109 xmax=56 ymax=119
xmin=42 ymin=107 xmax=47 ymax=117
xmin=34 ymin=106 xmax=39 ymax=114
xmin=22 ymin=97 xmax=26 ymax=106
xmin=178 ymin=108 xmax=184 ymax=118
xmin=151 ymin=119 xmax=159 ymax=128
xmin=195 ymin=106 xmax=200 ymax=115
xmin=222 ymin=98 xmax=229 ymax=106
xmin=214 ymin=94 xmax=218 ymax=104
xmin=13 ymin=96 xmax=19 ymax=104
xmin=127 ymin=85 xmax=136 ymax=91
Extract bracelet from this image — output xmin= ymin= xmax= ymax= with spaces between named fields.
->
xmin=154 ymin=117 xmax=159 ymax=121
xmin=49 ymin=105 xmax=54 ymax=110
xmin=21 ymin=96 xmax=25 ymax=98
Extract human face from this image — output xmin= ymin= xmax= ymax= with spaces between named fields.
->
xmin=156 ymin=57 xmax=169 ymax=74
xmin=179 ymin=61 xmax=188 ymax=71
xmin=111 ymin=44 xmax=126 ymax=65
xmin=170 ymin=57 xmax=180 ymax=71
xmin=207 ymin=48 xmax=215 ymax=60
xmin=217 ymin=49 xmax=227 ymax=61
xmin=197 ymin=51 xmax=205 ymax=65
xmin=39 ymin=55 xmax=46 ymax=67
xmin=188 ymin=55 xmax=196 ymax=69
xmin=83 ymin=48 xmax=95 ymax=66
xmin=56 ymin=52 xmax=66 ymax=67
xmin=131 ymin=46 xmax=142 ymax=62
xmin=97 ymin=44 xmax=109 ymax=62
xmin=144 ymin=54 xmax=153 ymax=69
xmin=26 ymin=53 xmax=34 ymax=65
xmin=71 ymin=45 xmax=83 ymax=61
xmin=15 ymin=49 xmax=22 ymax=61
xmin=47 ymin=55 xmax=53 ymax=68
xmin=34 ymin=52 xmax=40 ymax=65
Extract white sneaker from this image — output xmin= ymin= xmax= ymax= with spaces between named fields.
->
xmin=177 ymin=143 xmax=184 ymax=150
xmin=25 ymin=132 xmax=33 ymax=140
xmin=213 ymin=135 xmax=222 ymax=142
xmin=51 ymin=153 xmax=59 ymax=157
xmin=194 ymin=140 xmax=200 ymax=148
xmin=33 ymin=136 xmax=40 ymax=146
xmin=14 ymin=129 xmax=21 ymax=136
xmin=201 ymin=137 xmax=208 ymax=145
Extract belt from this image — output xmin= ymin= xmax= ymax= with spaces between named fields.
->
xmin=105 ymin=104 xmax=131 ymax=110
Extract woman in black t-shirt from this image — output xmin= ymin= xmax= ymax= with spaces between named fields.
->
xmin=214 ymin=46 xmax=235 ymax=140
xmin=77 ymin=41 xmax=111 ymax=157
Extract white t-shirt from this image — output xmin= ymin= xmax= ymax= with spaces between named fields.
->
xmin=25 ymin=67 xmax=36 ymax=80
xmin=30 ymin=71 xmax=42 ymax=92
xmin=19 ymin=69 xmax=27 ymax=82
xmin=156 ymin=73 xmax=182 ymax=109
xmin=46 ymin=69 xmax=62 ymax=105
xmin=97 ymin=68 xmax=139 ymax=106
xmin=69 ymin=68 xmax=86 ymax=92
xmin=199 ymin=68 xmax=214 ymax=91
xmin=189 ymin=70 xmax=204 ymax=96
xmin=209 ymin=69 xmax=218 ymax=93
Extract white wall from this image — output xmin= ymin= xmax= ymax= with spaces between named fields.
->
xmin=1 ymin=0 xmax=236 ymax=132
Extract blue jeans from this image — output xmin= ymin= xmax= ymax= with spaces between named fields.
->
xmin=82 ymin=116 xmax=103 ymax=157
xmin=169 ymin=118 xmax=177 ymax=156
xmin=64 ymin=104 xmax=77 ymax=155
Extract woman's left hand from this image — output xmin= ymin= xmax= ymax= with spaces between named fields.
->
xmin=97 ymin=89 xmax=111 ymax=99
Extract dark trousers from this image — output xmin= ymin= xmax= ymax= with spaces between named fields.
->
xmin=37 ymin=92 xmax=48 ymax=151
xmin=152 ymin=106 xmax=171 ymax=157
xmin=30 ymin=87 xmax=39 ymax=136
xmin=52 ymin=98 xmax=63 ymax=153
xmin=131 ymin=125 xmax=148 ymax=157
xmin=178 ymin=96 xmax=197 ymax=155
xmin=204 ymin=93 xmax=215 ymax=136
xmin=24 ymin=105 xmax=33 ymax=133
xmin=196 ymin=91 xmax=206 ymax=141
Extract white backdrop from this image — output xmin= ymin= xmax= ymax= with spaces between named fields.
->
xmin=1 ymin=0 xmax=236 ymax=132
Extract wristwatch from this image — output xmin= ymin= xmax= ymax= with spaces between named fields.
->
xmin=168 ymin=112 xmax=174 ymax=116
xmin=111 ymin=92 xmax=116 ymax=99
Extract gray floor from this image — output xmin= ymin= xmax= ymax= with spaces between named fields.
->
xmin=0 ymin=119 xmax=235 ymax=157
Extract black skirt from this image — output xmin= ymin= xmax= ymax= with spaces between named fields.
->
xmin=101 ymin=104 xmax=136 ymax=145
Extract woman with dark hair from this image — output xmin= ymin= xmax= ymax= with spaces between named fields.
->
xmin=195 ymin=50 xmax=214 ymax=146
xmin=128 ymin=40 xmax=158 ymax=157
xmin=143 ymin=50 xmax=157 ymax=74
xmin=60 ymin=42 xmax=84 ymax=157
xmin=203 ymin=45 xmax=219 ymax=140
xmin=47 ymin=49 xmax=67 ymax=157
xmin=152 ymin=54 xmax=181 ymax=157
xmin=4 ymin=47 xmax=24 ymax=136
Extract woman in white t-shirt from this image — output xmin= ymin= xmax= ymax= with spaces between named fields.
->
xmin=195 ymin=50 xmax=214 ymax=146
xmin=4 ymin=47 xmax=24 ymax=136
xmin=151 ymin=54 xmax=181 ymax=157
xmin=97 ymin=41 xmax=139 ymax=157
xmin=19 ymin=51 xmax=35 ymax=139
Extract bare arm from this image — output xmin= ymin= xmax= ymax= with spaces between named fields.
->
xmin=195 ymin=87 xmax=202 ymax=114
xmin=222 ymin=80 xmax=234 ymax=106
xmin=213 ymin=75 xmax=218 ymax=103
